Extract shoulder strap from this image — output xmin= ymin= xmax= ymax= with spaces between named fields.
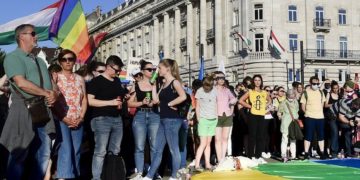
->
xmin=285 ymin=102 xmax=295 ymax=121
xmin=33 ymin=57 xmax=44 ymax=88
xmin=304 ymin=90 xmax=308 ymax=101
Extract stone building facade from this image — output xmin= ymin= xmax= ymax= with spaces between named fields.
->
xmin=88 ymin=0 xmax=360 ymax=87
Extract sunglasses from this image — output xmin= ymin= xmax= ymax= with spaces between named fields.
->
xmin=312 ymin=83 xmax=320 ymax=86
xmin=346 ymin=90 xmax=354 ymax=93
xmin=143 ymin=68 xmax=156 ymax=72
xmin=59 ymin=57 xmax=76 ymax=62
xmin=97 ymin=70 xmax=105 ymax=73
xmin=22 ymin=31 xmax=36 ymax=37
xmin=265 ymin=89 xmax=272 ymax=92
xmin=110 ymin=65 xmax=121 ymax=74
xmin=216 ymin=77 xmax=225 ymax=80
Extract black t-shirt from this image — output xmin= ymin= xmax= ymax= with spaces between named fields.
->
xmin=87 ymin=75 xmax=127 ymax=118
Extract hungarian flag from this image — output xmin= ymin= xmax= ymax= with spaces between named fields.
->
xmin=0 ymin=1 xmax=62 ymax=45
xmin=269 ymin=30 xmax=285 ymax=55
xmin=0 ymin=0 xmax=107 ymax=64
xmin=234 ymin=31 xmax=251 ymax=48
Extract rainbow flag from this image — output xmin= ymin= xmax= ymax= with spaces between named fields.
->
xmin=50 ymin=0 xmax=92 ymax=63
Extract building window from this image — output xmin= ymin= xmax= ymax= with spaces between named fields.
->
xmin=315 ymin=69 xmax=326 ymax=81
xmin=289 ymin=34 xmax=298 ymax=51
xmin=233 ymin=38 xmax=240 ymax=54
xmin=254 ymin=4 xmax=263 ymax=21
xmin=288 ymin=5 xmax=297 ymax=22
xmin=340 ymin=36 xmax=347 ymax=58
xmin=233 ymin=10 xmax=239 ymax=26
xmin=339 ymin=70 xmax=349 ymax=82
xmin=315 ymin=6 xmax=324 ymax=26
xmin=137 ymin=44 xmax=142 ymax=57
xmin=288 ymin=68 xmax=300 ymax=82
xmin=338 ymin=9 xmax=346 ymax=25
xmin=255 ymin=34 xmax=264 ymax=52
xmin=145 ymin=41 xmax=150 ymax=54
xmin=316 ymin=35 xmax=325 ymax=57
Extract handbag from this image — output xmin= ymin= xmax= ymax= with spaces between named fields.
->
xmin=11 ymin=56 xmax=51 ymax=125
xmin=286 ymin=102 xmax=304 ymax=140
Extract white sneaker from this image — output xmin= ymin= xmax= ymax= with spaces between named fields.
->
xmin=141 ymin=176 xmax=152 ymax=180
xmin=261 ymin=152 xmax=268 ymax=159
xmin=129 ymin=173 xmax=142 ymax=180
xmin=178 ymin=168 xmax=188 ymax=175
xmin=266 ymin=152 xmax=271 ymax=158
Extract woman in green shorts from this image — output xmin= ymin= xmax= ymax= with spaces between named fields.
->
xmin=194 ymin=76 xmax=218 ymax=171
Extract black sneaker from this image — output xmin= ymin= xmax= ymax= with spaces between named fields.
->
xmin=303 ymin=152 xmax=310 ymax=160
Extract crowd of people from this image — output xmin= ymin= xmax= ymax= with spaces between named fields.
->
xmin=0 ymin=24 xmax=360 ymax=180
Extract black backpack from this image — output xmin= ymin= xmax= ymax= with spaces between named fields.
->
xmin=101 ymin=152 xmax=126 ymax=180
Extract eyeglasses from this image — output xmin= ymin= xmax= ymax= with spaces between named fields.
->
xmin=143 ymin=68 xmax=156 ymax=72
xmin=216 ymin=77 xmax=225 ymax=80
xmin=279 ymin=90 xmax=285 ymax=93
xmin=312 ymin=83 xmax=320 ymax=86
xmin=59 ymin=57 xmax=76 ymax=62
xmin=96 ymin=70 xmax=105 ymax=73
xmin=22 ymin=31 xmax=36 ymax=37
xmin=110 ymin=65 xmax=121 ymax=74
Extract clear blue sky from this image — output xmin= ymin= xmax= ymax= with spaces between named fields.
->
xmin=0 ymin=0 xmax=125 ymax=52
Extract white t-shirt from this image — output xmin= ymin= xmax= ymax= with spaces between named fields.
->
xmin=195 ymin=87 xmax=217 ymax=119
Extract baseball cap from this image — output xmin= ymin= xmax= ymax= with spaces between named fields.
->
xmin=131 ymin=68 xmax=142 ymax=76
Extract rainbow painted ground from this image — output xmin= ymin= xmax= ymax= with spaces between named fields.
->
xmin=192 ymin=159 xmax=360 ymax=180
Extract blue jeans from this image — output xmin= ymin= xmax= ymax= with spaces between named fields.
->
xmin=132 ymin=111 xmax=160 ymax=173
xmin=91 ymin=116 xmax=123 ymax=180
xmin=7 ymin=126 xmax=51 ymax=180
xmin=329 ymin=119 xmax=339 ymax=155
xmin=56 ymin=121 xmax=83 ymax=178
xmin=180 ymin=120 xmax=188 ymax=168
xmin=339 ymin=123 xmax=352 ymax=156
xmin=146 ymin=118 xmax=182 ymax=179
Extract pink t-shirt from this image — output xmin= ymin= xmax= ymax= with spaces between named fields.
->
xmin=216 ymin=86 xmax=237 ymax=116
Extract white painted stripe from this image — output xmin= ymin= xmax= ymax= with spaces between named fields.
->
xmin=0 ymin=8 xmax=57 ymax=33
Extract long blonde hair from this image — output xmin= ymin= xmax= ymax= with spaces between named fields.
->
xmin=160 ymin=59 xmax=181 ymax=82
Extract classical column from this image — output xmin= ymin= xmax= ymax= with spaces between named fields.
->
xmin=163 ymin=12 xmax=170 ymax=58
xmin=200 ymin=0 xmax=207 ymax=59
xmin=174 ymin=7 xmax=181 ymax=64
xmin=186 ymin=1 xmax=194 ymax=62
xmin=153 ymin=17 xmax=159 ymax=60
xmin=214 ymin=0 xmax=224 ymax=60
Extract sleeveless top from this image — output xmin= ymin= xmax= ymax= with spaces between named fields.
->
xmin=248 ymin=89 xmax=267 ymax=116
xmin=328 ymin=93 xmax=339 ymax=105
xmin=135 ymin=82 xmax=152 ymax=109
xmin=57 ymin=73 xmax=84 ymax=119
xmin=159 ymin=80 xmax=181 ymax=119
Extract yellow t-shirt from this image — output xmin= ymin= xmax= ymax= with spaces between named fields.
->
xmin=300 ymin=89 xmax=326 ymax=119
xmin=249 ymin=89 xmax=268 ymax=116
